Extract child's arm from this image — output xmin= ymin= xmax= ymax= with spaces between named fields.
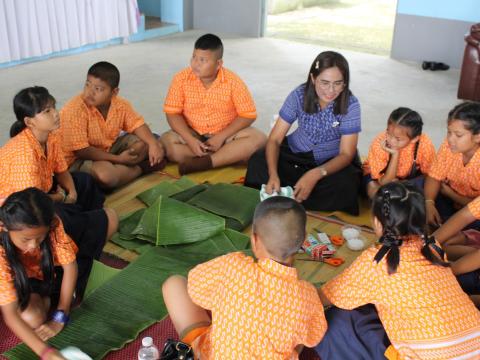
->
xmin=133 ymin=124 xmax=164 ymax=165
xmin=434 ymin=205 xmax=476 ymax=244
xmin=166 ymin=114 xmax=209 ymax=157
xmin=377 ymin=141 xmax=399 ymax=185
xmin=424 ymin=176 xmax=443 ymax=226
xmin=450 ymin=249 xmax=480 ymax=275
xmin=204 ymin=116 xmax=254 ymax=152
xmin=35 ymin=261 xmax=77 ymax=341
xmin=54 ymin=171 xmax=77 ymax=204
xmin=1 ymin=303 xmax=66 ymax=359
xmin=440 ymin=182 xmax=473 ymax=206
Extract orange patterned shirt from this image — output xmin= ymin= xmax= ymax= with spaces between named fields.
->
xmin=0 ymin=219 xmax=77 ymax=306
xmin=164 ymin=67 xmax=257 ymax=135
xmin=323 ymin=238 xmax=480 ymax=359
xmin=0 ymin=129 xmax=68 ymax=199
xmin=429 ymin=140 xmax=480 ymax=198
xmin=188 ymin=252 xmax=326 ymax=359
xmin=59 ymin=94 xmax=145 ymax=166
xmin=364 ymin=132 xmax=436 ymax=179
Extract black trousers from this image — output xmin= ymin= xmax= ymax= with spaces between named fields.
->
xmin=244 ymin=140 xmax=361 ymax=215
xmin=54 ymin=172 xmax=108 ymax=297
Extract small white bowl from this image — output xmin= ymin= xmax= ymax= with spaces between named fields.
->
xmin=341 ymin=225 xmax=361 ymax=240
xmin=346 ymin=236 xmax=366 ymax=251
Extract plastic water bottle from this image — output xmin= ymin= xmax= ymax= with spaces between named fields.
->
xmin=138 ymin=337 xmax=159 ymax=360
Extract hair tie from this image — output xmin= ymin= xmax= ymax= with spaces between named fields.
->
xmin=373 ymin=231 xmax=402 ymax=264
xmin=315 ymin=60 xmax=319 ymax=69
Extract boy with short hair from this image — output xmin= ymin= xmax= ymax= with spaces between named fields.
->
xmin=60 ymin=61 xmax=165 ymax=189
xmin=162 ymin=33 xmax=267 ymax=174
xmin=162 ymin=196 xmax=327 ymax=359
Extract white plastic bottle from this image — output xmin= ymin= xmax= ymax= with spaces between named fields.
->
xmin=138 ymin=337 xmax=160 ymax=360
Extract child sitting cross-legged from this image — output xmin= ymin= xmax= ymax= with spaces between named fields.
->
xmin=315 ymin=182 xmax=480 ymax=360
xmin=162 ymin=196 xmax=326 ymax=359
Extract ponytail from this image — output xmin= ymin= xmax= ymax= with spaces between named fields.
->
xmin=9 ymin=120 xmax=26 ymax=138
xmin=373 ymin=190 xmax=403 ymax=274
xmin=421 ymin=232 xmax=450 ymax=269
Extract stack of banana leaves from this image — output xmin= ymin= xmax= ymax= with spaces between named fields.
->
xmin=111 ymin=177 xmax=260 ymax=254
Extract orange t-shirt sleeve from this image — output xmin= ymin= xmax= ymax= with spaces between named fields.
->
xmin=50 ymin=218 xmax=77 ymax=266
xmin=428 ymin=141 xmax=448 ymax=181
xmin=120 ymin=99 xmax=145 ymax=134
xmin=417 ymin=135 xmax=436 ymax=175
xmin=15 ymin=151 xmax=44 ymax=191
xmin=231 ymin=76 xmax=257 ymax=120
xmin=60 ymin=104 xmax=90 ymax=152
xmin=0 ymin=250 xmax=17 ymax=306
xmin=367 ymin=134 xmax=389 ymax=180
xmin=303 ymin=287 xmax=328 ymax=347
xmin=322 ymin=249 xmax=378 ymax=309
xmin=188 ymin=254 xmax=227 ymax=311
xmin=164 ymin=72 xmax=185 ymax=115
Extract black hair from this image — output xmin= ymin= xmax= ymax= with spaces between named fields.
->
xmin=194 ymin=33 xmax=223 ymax=59
xmin=447 ymin=101 xmax=480 ymax=135
xmin=87 ymin=61 xmax=120 ymax=89
xmin=11 ymin=86 xmax=56 ymax=138
xmin=304 ymin=51 xmax=351 ymax=115
xmin=253 ymin=196 xmax=306 ymax=261
xmin=387 ymin=107 xmax=423 ymax=139
xmin=0 ymin=188 xmax=56 ymax=310
xmin=372 ymin=182 xmax=449 ymax=274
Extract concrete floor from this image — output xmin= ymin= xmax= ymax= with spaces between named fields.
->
xmin=0 ymin=29 xmax=462 ymax=154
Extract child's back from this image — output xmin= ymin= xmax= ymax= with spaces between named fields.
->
xmin=188 ymin=251 xmax=325 ymax=359
xmin=163 ymin=197 xmax=326 ymax=359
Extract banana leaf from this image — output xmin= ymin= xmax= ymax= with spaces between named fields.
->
xmin=83 ymin=260 xmax=121 ymax=299
xmin=170 ymin=183 xmax=209 ymax=202
xmin=4 ymin=248 xmax=228 ymax=360
xmin=187 ymin=183 xmax=259 ymax=229
xmin=136 ymin=176 xmax=197 ymax=206
xmin=131 ymin=196 xmax=226 ymax=246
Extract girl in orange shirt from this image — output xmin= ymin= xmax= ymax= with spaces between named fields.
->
xmin=2 ymin=87 xmax=118 ymax=298
xmin=363 ymin=107 xmax=435 ymax=198
xmin=0 ymin=188 xmax=78 ymax=360
xmin=425 ymin=101 xmax=480 ymax=228
xmin=316 ymin=182 xmax=480 ymax=359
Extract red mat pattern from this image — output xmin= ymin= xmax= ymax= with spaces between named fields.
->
xmin=0 ymin=252 xmax=319 ymax=359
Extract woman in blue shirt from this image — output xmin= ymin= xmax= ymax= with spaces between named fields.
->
xmin=245 ymin=51 xmax=362 ymax=214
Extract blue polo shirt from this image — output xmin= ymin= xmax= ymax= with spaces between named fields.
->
xmin=279 ymin=84 xmax=361 ymax=165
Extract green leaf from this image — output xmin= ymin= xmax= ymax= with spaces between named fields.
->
xmin=131 ymin=196 xmax=226 ymax=246
xmin=136 ymin=176 xmax=197 ymax=206
xmin=187 ymin=183 xmax=259 ymax=228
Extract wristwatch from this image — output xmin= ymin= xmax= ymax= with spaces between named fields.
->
xmin=318 ymin=166 xmax=328 ymax=177
xmin=51 ymin=310 xmax=70 ymax=325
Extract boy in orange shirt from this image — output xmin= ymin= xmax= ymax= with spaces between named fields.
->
xmin=60 ymin=61 xmax=165 ymax=189
xmin=162 ymin=33 xmax=266 ymax=174
xmin=162 ymin=196 xmax=326 ymax=359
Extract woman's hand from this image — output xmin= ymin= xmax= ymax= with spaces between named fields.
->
xmin=265 ymin=175 xmax=281 ymax=195
xmin=46 ymin=349 xmax=67 ymax=360
xmin=35 ymin=321 xmax=64 ymax=341
xmin=294 ymin=169 xmax=322 ymax=203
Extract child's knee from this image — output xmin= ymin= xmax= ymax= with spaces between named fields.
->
xmin=20 ymin=294 xmax=47 ymax=329
xmin=104 ymin=207 xmax=119 ymax=239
